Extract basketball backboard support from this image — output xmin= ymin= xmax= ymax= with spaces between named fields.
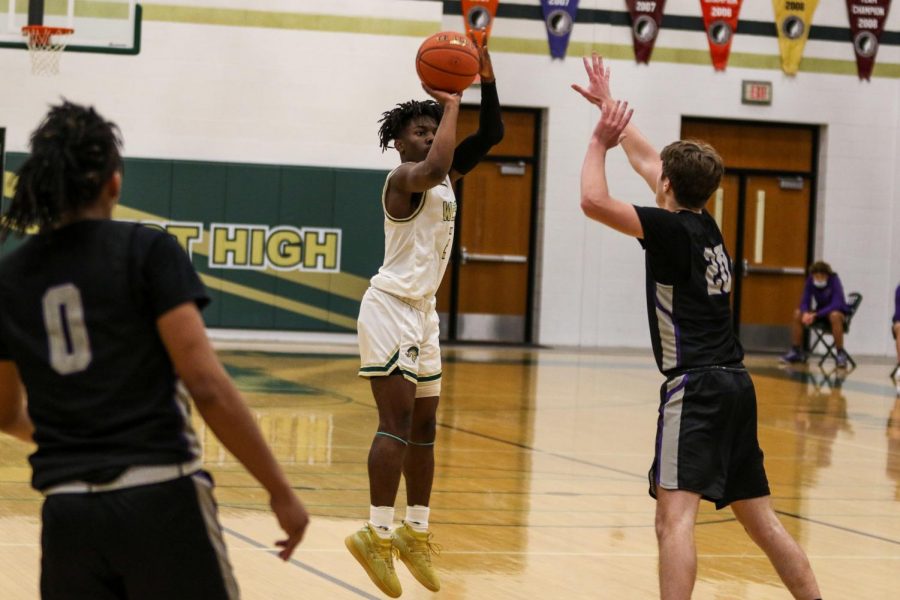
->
xmin=0 ymin=0 xmax=141 ymax=55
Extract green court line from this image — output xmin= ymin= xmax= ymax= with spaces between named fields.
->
xmin=141 ymin=3 xmax=439 ymax=37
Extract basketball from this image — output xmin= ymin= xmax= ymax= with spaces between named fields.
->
xmin=415 ymin=31 xmax=480 ymax=94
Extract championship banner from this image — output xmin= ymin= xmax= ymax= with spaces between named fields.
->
xmin=772 ymin=0 xmax=819 ymax=75
xmin=700 ymin=0 xmax=743 ymax=71
xmin=461 ymin=0 xmax=499 ymax=46
xmin=846 ymin=0 xmax=892 ymax=80
xmin=541 ymin=0 xmax=579 ymax=59
xmin=626 ymin=0 xmax=667 ymax=64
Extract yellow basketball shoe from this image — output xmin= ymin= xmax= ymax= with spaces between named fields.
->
xmin=393 ymin=521 xmax=441 ymax=592
xmin=344 ymin=523 xmax=402 ymax=598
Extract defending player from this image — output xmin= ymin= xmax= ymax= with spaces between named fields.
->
xmin=572 ymin=55 xmax=822 ymax=599
xmin=346 ymin=40 xmax=503 ymax=597
xmin=0 ymin=102 xmax=308 ymax=599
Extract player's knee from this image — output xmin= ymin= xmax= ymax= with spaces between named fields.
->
xmin=410 ymin=415 xmax=437 ymax=443
xmin=654 ymin=509 xmax=690 ymax=541
xmin=737 ymin=510 xmax=783 ymax=544
xmin=379 ymin=408 xmax=414 ymax=438
xmin=745 ymin=518 xmax=784 ymax=547
xmin=828 ymin=311 xmax=843 ymax=324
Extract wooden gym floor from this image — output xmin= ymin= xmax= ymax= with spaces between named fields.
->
xmin=1 ymin=345 xmax=898 ymax=598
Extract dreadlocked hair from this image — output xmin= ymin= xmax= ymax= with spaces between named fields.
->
xmin=3 ymin=100 xmax=122 ymax=241
xmin=377 ymin=99 xmax=443 ymax=152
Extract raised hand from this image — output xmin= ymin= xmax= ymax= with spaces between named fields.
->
xmin=592 ymin=100 xmax=633 ymax=150
xmin=571 ymin=53 xmax=613 ymax=109
xmin=422 ymin=84 xmax=462 ymax=107
xmin=470 ymin=33 xmax=495 ymax=82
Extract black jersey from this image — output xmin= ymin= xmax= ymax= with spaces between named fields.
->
xmin=635 ymin=206 xmax=743 ymax=375
xmin=0 ymin=220 xmax=209 ymax=491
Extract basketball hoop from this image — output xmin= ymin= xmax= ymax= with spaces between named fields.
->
xmin=22 ymin=25 xmax=74 ymax=76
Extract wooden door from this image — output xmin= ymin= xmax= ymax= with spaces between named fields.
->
xmin=738 ymin=175 xmax=810 ymax=350
xmin=682 ymin=119 xmax=816 ymax=351
xmin=709 ymin=173 xmax=739 ymax=261
xmin=436 ymin=109 xmax=538 ymax=343
xmin=706 ymin=174 xmax=740 ymax=313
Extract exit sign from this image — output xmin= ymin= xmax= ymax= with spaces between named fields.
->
xmin=742 ymin=81 xmax=772 ymax=105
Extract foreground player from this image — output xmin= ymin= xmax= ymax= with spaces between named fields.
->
xmin=0 ymin=102 xmax=308 ymax=599
xmin=347 ymin=42 xmax=503 ymax=597
xmin=572 ymin=56 xmax=822 ymax=599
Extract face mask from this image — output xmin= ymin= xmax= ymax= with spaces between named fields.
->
xmin=813 ymin=278 xmax=828 ymax=289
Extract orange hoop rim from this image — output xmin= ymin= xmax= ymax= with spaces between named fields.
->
xmin=22 ymin=25 xmax=75 ymax=37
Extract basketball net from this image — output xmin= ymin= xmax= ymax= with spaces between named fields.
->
xmin=22 ymin=26 xmax=74 ymax=76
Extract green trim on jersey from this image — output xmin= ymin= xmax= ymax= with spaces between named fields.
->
xmin=383 ymin=188 xmax=430 ymax=224
xmin=416 ymin=372 xmax=442 ymax=383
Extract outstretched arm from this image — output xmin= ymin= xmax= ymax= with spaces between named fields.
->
xmin=579 ymin=101 xmax=644 ymax=238
xmin=572 ymin=54 xmax=663 ymax=201
xmin=449 ymin=37 xmax=504 ymax=183
xmin=158 ymin=303 xmax=309 ymax=560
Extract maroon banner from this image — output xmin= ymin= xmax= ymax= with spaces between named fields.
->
xmin=626 ymin=0 xmax=667 ymax=64
xmin=846 ymin=0 xmax=892 ymax=80
xmin=700 ymin=0 xmax=743 ymax=71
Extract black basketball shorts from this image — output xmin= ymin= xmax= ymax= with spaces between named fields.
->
xmin=40 ymin=472 xmax=239 ymax=600
xmin=648 ymin=367 xmax=770 ymax=509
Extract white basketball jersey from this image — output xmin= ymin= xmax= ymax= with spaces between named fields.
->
xmin=370 ymin=167 xmax=457 ymax=304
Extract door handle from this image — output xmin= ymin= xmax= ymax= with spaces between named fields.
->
xmin=498 ymin=162 xmax=526 ymax=176
xmin=742 ymin=260 xmax=805 ymax=276
xmin=460 ymin=246 xmax=527 ymax=265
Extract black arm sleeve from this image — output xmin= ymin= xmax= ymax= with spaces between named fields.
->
xmin=451 ymin=81 xmax=505 ymax=175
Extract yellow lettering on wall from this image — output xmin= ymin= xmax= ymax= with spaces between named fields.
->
xmin=211 ymin=226 xmax=250 ymax=266
xmin=166 ymin=223 xmax=202 ymax=255
xmin=302 ymin=229 xmax=340 ymax=271
xmin=250 ymin=228 xmax=267 ymax=267
xmin=267 ymin=227 xmax=303 ymax=269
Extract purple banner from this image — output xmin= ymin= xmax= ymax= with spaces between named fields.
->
xmin=541 ymin=0 xmax=579 ymax=59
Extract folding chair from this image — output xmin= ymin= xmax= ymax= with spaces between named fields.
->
xmin=808 ymin=292 xmax=862 ymax=368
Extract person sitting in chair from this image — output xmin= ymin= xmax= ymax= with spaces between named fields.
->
xmin=782 ymin=261 xmax=851 ymax=368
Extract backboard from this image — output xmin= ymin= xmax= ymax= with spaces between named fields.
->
xmin=0 ymin=0 xmax=141 ymax=54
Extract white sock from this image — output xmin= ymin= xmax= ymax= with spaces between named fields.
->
xmin=368 ymin=505 xmax=394 ymax=539
xmin=405 ymin=505 xmax=430 ymax=532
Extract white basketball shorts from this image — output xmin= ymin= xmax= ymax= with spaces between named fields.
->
xmin=357 ymin=287 xmax=442 ymax=397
